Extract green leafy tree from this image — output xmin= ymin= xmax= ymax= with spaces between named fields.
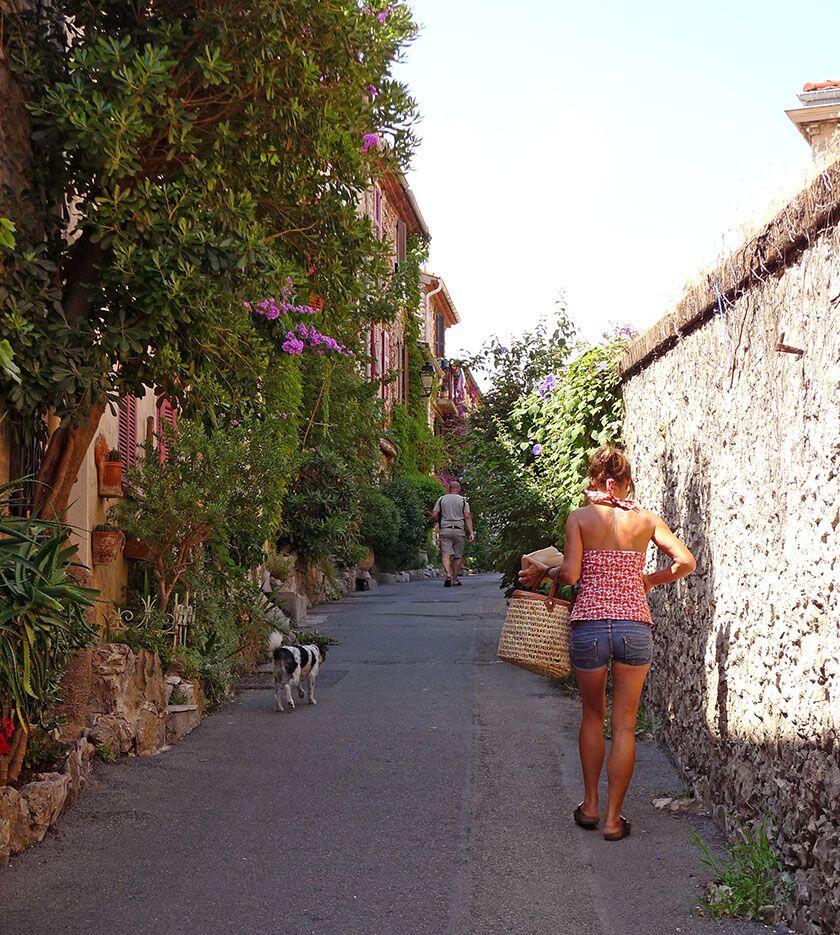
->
xmin=110 ymin=411 xmax=295 ymax=611
xmin=2 ymin=1 xmax=419 ymax=516
xmin=463 ymin=311 xmax=631 ymax=588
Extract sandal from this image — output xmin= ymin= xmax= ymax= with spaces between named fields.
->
xmin=453 ymin=579 xmax=462 ymax=587
xmin=573 ymin=804 xmax=599 ymax=829
xmin=603 ymin=816 xmax=632 ymax=841
xmin=443 ymin=578 xmax=452 ymax=587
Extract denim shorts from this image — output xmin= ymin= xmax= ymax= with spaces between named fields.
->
xmin=569 ymin=619 xmax=653 ymax=670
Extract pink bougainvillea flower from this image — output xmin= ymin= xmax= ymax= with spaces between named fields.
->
xmin=360 ymin=132 xmax=380 ymax=154
xmin=366 ymin=85 xmax=380 ymax=100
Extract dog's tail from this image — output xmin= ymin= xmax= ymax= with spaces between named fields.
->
xmin=268 ymin=629 xmax=285 ymax=658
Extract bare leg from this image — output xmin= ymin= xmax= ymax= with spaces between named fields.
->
xmin=441 ymin=553 xmax=452 ymax=579
xmin=308 ymin=676 xmax=317 ymax=705
xmin=574 ymin=666 xmax=608 ymax=820
xmin=605 ymin=662 xmax=649 ymax=834
xmin=452 ymin=557 xmax=464 ymax=582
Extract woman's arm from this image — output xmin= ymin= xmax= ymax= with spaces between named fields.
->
xmin=517 ymin=514 xmax=584 ymax=589
xmin=556 ymin=514 xmax=583 ymax=585
xmin=644 ymin=513 xmax=696 ymax=593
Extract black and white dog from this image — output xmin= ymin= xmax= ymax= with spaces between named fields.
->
xmin=268 ymin=630 xmax=326 ymax=713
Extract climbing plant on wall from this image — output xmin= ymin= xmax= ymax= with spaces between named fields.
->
xmin=462 ymin=310 xmax=632 ymax=588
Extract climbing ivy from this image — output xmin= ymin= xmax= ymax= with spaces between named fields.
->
xmin=463 ymin=311 xmax=631 ymax=588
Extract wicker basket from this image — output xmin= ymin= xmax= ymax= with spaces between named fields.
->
xmin=498 ymin=582 xmax=571 ymax=679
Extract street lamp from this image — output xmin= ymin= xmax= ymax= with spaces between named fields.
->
xmin=420 ymin=363 xmax=436 ymax=398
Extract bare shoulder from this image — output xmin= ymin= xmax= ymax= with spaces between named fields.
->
xmin=566 ymin=506 xmax=589 ymax=525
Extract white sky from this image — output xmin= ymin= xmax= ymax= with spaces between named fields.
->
xmin=396 ymin=0 xmax=840 ymax=358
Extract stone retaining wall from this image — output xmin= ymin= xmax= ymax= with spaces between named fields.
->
xmin=621 ymin=199 xmax=840 ymax=934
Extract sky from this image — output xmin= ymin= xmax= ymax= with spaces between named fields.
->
xmin=396 ymin=0 xmax=840 ymax=360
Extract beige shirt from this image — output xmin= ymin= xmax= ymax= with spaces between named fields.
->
xmin=434 ymin=494 xmax=470 ymax=528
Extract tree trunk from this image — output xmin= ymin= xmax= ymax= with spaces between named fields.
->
xmin=0 ymin=725 xmax=27 ymax=786
xmin=34 ymin=402 xmax=106 ymax=519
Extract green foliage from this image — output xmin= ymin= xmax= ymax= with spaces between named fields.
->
xmin=22 ymin=727 xmax=68 ymax=774
xmin=110 ymin=410 xmax=296 ymax=610
xmin=2 ymin=1 xmax=419 ymax=437
xmin=695 ymin=821 xmax=790 ymax=920
xmin=295 ymin=630 xmax=339 ymax=657
xmin=0 ymin=482 xmax=98 ymax=729
xmin=280 ymin=449 xmax=359 ymax=566
xmin=463 ymin=309 xmax=630 ymax=588
xmin=380 ymin=476 xmax=426 ymax=571
xmin=406 ymin=473 xmax=446 ymax=515
xmin=357 ymin=487 xmax=401 ymax=557
xmin=94 ymin=742 xmax=117 ymax=764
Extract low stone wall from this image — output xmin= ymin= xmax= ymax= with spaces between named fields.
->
xmin=0 ymin=740 xmax=94 ymax=864
xmin=621 ymin=201 xmax=840 ymax=933
xmin=86 ymin=644 xmax=168 ymax=756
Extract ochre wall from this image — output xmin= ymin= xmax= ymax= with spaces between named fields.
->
xmin=622 ymin=218 xmax=840 ymax=935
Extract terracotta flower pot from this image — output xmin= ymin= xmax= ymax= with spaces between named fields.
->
xmin=103 ymin=461 xmax=123 ymax=487
xmin=91 ymin=529 xmax=124 ymax=566
xmin=123 ymin=537 xmax=154 ymax=562
xmin=358 ymin=549 xmax=375 ymax=572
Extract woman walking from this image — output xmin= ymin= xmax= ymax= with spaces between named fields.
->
xmin=518 ymin=446 xmax=695 ymax=840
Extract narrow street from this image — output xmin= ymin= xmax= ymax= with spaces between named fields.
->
xmin=1 ymin=576 xmax=771 ymax=935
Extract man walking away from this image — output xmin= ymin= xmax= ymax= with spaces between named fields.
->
xmin=431 ymin=480 xmax=475 ymax=587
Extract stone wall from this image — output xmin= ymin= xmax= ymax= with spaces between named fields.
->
xmin=621 ymin=187 xmax=840 ymax=934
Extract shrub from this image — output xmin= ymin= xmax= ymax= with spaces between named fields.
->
xmin=404 ymin=473 xmax=446 ymax=516
xmin=280 ymin=449 xmax=359 ymax=566
xmin=0 ymin=481 xmax=98 ymax=784
xmin=357 ymin=486 xmax=401 ymax=557
xmin=380 ymin=476 xmax=426 ymax=571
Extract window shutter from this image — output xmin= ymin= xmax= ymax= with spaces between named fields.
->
xmin=374 ymin=186 xmax=383 ymax=240
xmin=435 ymin=313 xmax=446 ymax=358
xmin=381 ymin=328 xmax=390 ymax=400
xmin=403 ymin=343 xmax=410 ymax=403
xmin=118 ymin=394 xmax=138 ymax=475
xmin=156 ymin=397 xmax=178 ymax=462
xmin=370 ymin=322 xmax=379 ymax=379
xmin=396 ymin=220 xmax=407 ymax=264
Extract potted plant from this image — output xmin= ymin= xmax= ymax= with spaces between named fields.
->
xmin=123 ymin=536 xmax=154 ymax=562
xmin=91 ymin=524 xmax=125 ymax=565
xmin=97 ymin=447 xmax=124 ymax=498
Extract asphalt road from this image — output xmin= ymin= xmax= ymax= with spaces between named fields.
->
xmin=0 ymin=574 xmax=778 ymax=935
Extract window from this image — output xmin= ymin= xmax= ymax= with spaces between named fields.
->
xmin=434 ymin=313 xmax=446 ymax=358
xmin=118 ymin=394 xmax=139 ymax=475
xmin=156 ymin=397 xmax=178 ymax=462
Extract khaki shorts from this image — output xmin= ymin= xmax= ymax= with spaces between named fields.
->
xmin=440 ymin=526 xmax=466 ymax=559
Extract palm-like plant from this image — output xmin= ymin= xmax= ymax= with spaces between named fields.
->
xmin=0 ymin=481 xmax=98 ymax=784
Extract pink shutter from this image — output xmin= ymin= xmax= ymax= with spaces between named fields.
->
xmin=370 ymin=322 xmax=379 ymax=379
xmin=156 ymin=397 xmax=178 ymax=462
xmin=118 ymin=394 xmax=138 ymax=476
xmin=374 ymin=186 xmax=382 ymax=239
xmin=382 ymin=329 xmax=390 ymax=400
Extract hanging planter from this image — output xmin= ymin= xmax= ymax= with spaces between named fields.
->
xmin=91 ymin=525 xmax=124 ymax=566
xmin=98 ymin=449 xmax=124 ymax=498
xmin=123 ymin=537 xmax=154 ymax=562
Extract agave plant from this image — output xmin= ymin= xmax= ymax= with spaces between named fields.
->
xmin=0 ymin=481 xmax=98 ymax=784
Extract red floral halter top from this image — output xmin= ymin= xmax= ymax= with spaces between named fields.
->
xmin=569 ymin=550 xmax=652 ymax=625
xmin=569 ymin=488 xmax=652 ymax=625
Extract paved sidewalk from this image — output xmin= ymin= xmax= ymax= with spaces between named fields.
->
xmin=0 ymin=575 xmax=781 ymax=934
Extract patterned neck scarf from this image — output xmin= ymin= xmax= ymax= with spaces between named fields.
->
xmin=585 ymin=488 xmax=641 ymax=512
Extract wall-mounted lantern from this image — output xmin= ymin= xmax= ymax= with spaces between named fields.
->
xmin=420 ymin=363 xmax=436 ymax=398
